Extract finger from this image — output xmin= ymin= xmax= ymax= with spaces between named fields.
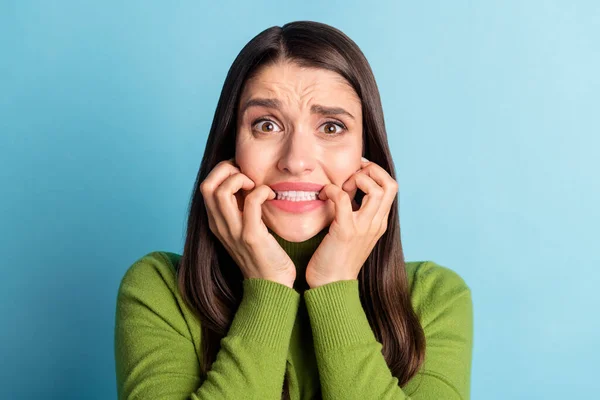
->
xmin=341 ymin=175 xmax=361 ymax=210
xmin=356 ymin=164 xmax=399 ymax=223
xmin=216 ymin=172 xmax=255 ymax=211
xmin=342 ymin=159 xmax=380 ymax=192
xmin=201 ymin=159 xmax=241 ymax=212
xmin=201 ymin=159 xmax=241 ymax=198
xmin=342 ymin=171 xmax=360 ymax=193
xmin=351 ymin=173 xmax=384 ymax=223
xmin=214 ymin=173 xmax=256 ymax=236
xmin=318 ymin=184 xmax=353 ymax=232
xmin=355 ymin=163 xmax=396 ymax=193
xmin=242 ymin=184 xmax=276 ymax=239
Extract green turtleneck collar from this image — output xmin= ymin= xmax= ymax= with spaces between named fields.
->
xmin=267 ymin=226 xmax=329 ymax=292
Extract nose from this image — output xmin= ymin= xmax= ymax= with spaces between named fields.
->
xmin=277 ymin=130 xmax=317 ymax=175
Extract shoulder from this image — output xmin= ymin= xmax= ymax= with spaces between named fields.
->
xmin=115 ymin=251 xmax=203 ymax=385
xmin=405 ymin=260 xmax=471 ymax=295
xmin=401 ymin=263 xmax=473 ymax=397
xmin=116 ymin=251 xmax=199 ymax=338
xmin=118 ymin=251 xmax=182 ymax=296
xmin=404 ymin=260 xmax=472 ymax=328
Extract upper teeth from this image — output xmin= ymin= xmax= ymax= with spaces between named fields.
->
xmin=275 ymin=190 xmax=319 ymax=200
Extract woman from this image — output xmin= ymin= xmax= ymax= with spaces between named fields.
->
xmin=114 ymin=21 xmax=473 ymax=400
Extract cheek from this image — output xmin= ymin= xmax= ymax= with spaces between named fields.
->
xmin=323 ymin=150 xmax=361 ymax=184
xmin=235 ymin=146 xmax=269 ymax=183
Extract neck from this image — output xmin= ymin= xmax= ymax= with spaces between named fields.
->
xmin=267 ymin=226 xmax=329 ymax=292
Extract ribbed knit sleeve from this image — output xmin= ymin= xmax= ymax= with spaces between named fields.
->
xmin=303 ymin=262 xmax=473 ymax=400
xmin=114 ymin=252 xmax=300 ymax=400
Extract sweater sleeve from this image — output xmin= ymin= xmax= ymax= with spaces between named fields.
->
xmin=303 ymin=262 xmax=473 ymax=400
xmin=114 ymin=252 xmax=300 ymax=400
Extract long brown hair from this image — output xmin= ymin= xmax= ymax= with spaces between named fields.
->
xmin=177 ymin=20 xmax=426 ymax=399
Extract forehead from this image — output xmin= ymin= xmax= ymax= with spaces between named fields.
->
xmin=239 ymin=62 xmax=361 ymax=110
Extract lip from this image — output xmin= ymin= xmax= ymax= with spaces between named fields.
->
xmin=268 ymin=198 xmax=325 ymax=213
xmin=269 ymin=181 xmax=325 ymax=192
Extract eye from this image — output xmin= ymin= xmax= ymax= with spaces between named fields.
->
xmin=319 ymin=120 xmax=347 ymax=135
xmin=252 ymin=118 xmax=282 ymax=134
xmin=251 ymin=118 xmax=347 ymax=136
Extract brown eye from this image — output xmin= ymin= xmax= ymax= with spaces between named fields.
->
xmin=319 ymin=121 xmax=346 ymax=135
xmin=323 ymin=122 xmax=337 ymax=134
xmin=252 ymin=119 xmax=282 ymax=134
xmin=260 ymin=121 xmax=274 ymax=132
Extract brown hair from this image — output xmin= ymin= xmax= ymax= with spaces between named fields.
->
xmin=177 ymin=20 xmax=425 ymax=399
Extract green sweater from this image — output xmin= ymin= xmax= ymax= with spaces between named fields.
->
xmin=114 ymin=229 xmax=473 ymax=399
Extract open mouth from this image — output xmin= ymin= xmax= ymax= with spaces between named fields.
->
xmin=273 ymin=190 xmax=321 ymax=202
xmin=268 ymin=191 xmax=325 ymax=213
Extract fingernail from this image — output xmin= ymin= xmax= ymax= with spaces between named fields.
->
xmin=361 ymin=156 xmax=369 ymax=162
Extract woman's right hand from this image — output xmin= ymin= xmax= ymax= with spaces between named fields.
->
xmin=200 ymin=157 xmax=296 ymax=288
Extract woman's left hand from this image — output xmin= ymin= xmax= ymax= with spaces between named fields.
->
xmin=305 ymin=157 xmax=399 ymax=288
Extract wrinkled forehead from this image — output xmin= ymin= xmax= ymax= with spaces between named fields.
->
xmin=239 ymin=62 xmax=361 ymax=114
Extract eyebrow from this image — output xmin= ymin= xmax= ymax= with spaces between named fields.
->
xmin=240 ymin=97 xmax=355 ymax=120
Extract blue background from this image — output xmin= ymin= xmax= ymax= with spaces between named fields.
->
xmin=1 ymin=1 xmax=598 ymax=398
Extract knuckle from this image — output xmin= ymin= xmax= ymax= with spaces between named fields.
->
xmin=335 ymin=191 xmax=347 ymax=202
xmin=214 ymin=185 xmax=228 ymax=200
xmin=245 ymin=191 xmax=260 ymax=205
xmin=379 ymin=223 xmax=388 ymax=235
xmin=199 ymin=181 xmax=212 ymax=195
xmin=240 ymin=230 xmax=256 ymax=247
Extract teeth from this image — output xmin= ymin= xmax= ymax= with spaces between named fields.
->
xmin=275 ymin=190 xmax=319 ymax=201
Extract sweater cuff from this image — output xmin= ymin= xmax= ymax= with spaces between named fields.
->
xmin=227 ymin=278 xmax=300 ymax=349
xmin=304 ymin=280 xmax=376 ymax=351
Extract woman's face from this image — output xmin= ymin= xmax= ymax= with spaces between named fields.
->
xmin=235 ymin=61 xmax=363 ymax=242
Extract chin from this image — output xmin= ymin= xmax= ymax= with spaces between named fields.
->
xmin=265 ymin=216 xmax=329 ymax=242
